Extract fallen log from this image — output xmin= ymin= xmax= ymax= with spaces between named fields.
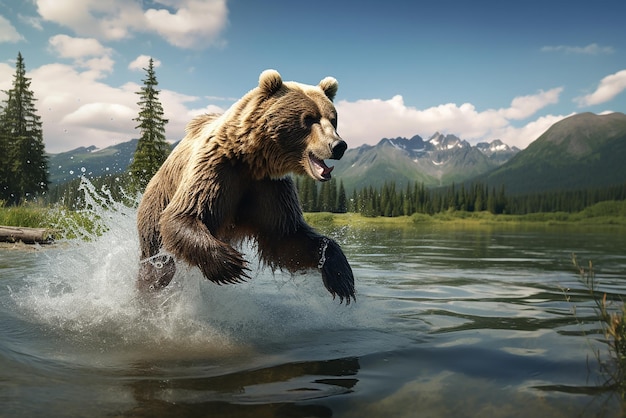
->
xmin=0 ymin=226 xmax=56 ymax=244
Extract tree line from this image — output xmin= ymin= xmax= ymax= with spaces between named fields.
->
xmin=296 ymin=178 xmax=626 ymax=217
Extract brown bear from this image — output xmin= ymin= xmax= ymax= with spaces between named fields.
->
xmin=136 ymin=69 xmax=355 ymax=303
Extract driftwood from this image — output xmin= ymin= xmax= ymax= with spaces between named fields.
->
xmin=0 ymin=226 xmax=55 ymax=244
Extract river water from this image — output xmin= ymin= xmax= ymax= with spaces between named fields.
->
xmin=1 ymin=198 xmax=625 ymax=417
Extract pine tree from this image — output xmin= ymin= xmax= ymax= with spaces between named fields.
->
xmin=0 ymin=105 xmax=8 ymax=202
xmin=129 ymin=58 xmax=170 ymax=192
xmin=298 ymin=176 xmax=318 ymax=212
xmin=336 ymin=180 xmax=347 ymax=213
xmin=319 ymin=177 xmax=338 ymax=212
xmin=487 ymin=187 xmax=496 ymax=214
xmin=319 ymin=179 xmax=332 ymax=212
xmin=349 ymin=189 xmax=358 ymax=212
xmin=0 ymin=52 xmax=48 ymax=205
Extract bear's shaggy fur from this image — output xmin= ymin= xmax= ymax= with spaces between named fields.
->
xmin=136 ymin=70 xmax=355 ymax=303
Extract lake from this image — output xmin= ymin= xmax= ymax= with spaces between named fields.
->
xmin=1 ymin=203 xmax=625 ymax=417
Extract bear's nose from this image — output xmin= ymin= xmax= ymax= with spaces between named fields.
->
xmin=330 ymin=139 xmax=347 ymax=160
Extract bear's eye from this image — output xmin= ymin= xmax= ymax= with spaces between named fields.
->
xmin=302 ymin=114 xmax=319 ymax=129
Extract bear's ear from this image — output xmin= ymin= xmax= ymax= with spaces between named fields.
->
xmin=259 ymin=69 xmax=283 ymax=97
xmin=318 ymin=77 xmax=338 ymax=101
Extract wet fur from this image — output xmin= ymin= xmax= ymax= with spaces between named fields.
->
xmin=136 ymin=70 xmax=355 ymax=303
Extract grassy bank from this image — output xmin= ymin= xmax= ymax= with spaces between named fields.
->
xmin=0 ymin=205 xmax=104 ymax=240
xmin=2 ymin=199 xmax=625 ymax=238
xmin=0 ymin=204 xmax=56 ymax=228
xmin=305 ymin=201 xmax=626 ymax=230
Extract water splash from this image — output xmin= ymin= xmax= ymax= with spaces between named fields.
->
xmin=8 ymin=178 xmax=363 ymax=361
xmin=318 ymin=237 xmax=329 ymax=268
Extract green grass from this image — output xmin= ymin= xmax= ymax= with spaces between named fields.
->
xmin=3 ymin=199 xmax=626 ymax=241
xmin=571 ymin=254 xmax=626 ymax=402
xmin=305 ymin=205 xmax=626 ymax=230
xmin=0 ymin=205 xmax=104 ymax=240
xmin=0 ymin=204 xmax=55 ymax=228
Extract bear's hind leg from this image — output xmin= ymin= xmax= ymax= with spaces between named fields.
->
xmin=137 ymin=253 xmax=176 ymax=291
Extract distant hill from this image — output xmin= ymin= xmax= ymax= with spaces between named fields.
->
xmin=332 ymin=134 xmax=519 ymax=192
xmin=47 ymin=139 xmax=139 ymax=184
xmin=479 ymin=112 xmax=626 ymax=194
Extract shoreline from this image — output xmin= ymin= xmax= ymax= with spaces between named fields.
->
xmin=304 ymin=212 xmax=626 ymax=231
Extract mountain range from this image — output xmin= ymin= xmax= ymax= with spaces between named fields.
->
xmin=48 ymin=139 xmax=138 ymax=184
xmin=47 ymin=112 xmax=626 ymax=196
xmin=331 ymin=133 xmax=519 ymax=192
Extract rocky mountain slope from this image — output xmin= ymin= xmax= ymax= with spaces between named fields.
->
xmin=332 ymin=133 xmax=519 ymax=191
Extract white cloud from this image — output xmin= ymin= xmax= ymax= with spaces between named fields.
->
xmin=143 ymin=0 xmax=228 ymax=48
xmin=159 ymin=89 xmax=224 ymax=138
xmin=61 ymin=103 xmax=135 ymax=131
xmin=29 ymin=63 xmax=137 ymax=152
xmin=36 ymin=0 xmax=228 ymax=49
xmin=494 ymin=113 xmax=572 ymax=150
xmin=336 ymin=87 xmax=565 ymax=150
xmin=36 ymin=0 xmax=143 ymax=41
xmin=26 ymin=61 xmax=221 ymax=153
xmin=49 ymin=34 xmax=111 ymax=59
xmin=0 ymin=15 xmax=25 ymax=43
xmin=574 ymin=69 xmax=626 ymax=107
xmin=48 ymin=34 xmax=114 ymax=76
xmin=0 ymin=62 xmax=14 ymax=91
xmin=129 ymin=55 xmax=162 ymax=71
xmin=541 ymin=43 xmax=614 ymax=55
xmin=498 ymin=88 xmax=562 ymax=120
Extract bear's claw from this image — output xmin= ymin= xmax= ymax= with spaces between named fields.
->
xmin=319 ymin=238 xmax=356 ymax=304
xmin=195 ymin=241 xmax=251 ymax=285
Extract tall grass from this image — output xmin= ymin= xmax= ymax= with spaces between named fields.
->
xmin=0 ymin=204 xmax=54 ymax=228
xmin=0 ymin=204 xmax=105 ymax=240
xmin=572 ymin=254 xmax=626 ymax=401
xmin=0 ymin=178 xmax=138 ymax=241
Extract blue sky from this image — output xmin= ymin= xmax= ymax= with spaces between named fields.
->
xmin=1 ymin=0 xmax=625 ymax=153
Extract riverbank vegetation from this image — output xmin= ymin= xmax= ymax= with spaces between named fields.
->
xmin=3 ymin=198 xmax=626 ymax=236
xmin=571 ymin=255 xmax=626 ymax=403
xmin=304 ymin=200 xmax=626 ymax=230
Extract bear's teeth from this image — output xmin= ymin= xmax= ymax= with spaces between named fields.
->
xmin=310 ymin=154 xmax=334 ymax=179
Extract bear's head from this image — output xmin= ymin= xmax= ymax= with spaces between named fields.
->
xmin=253 ymin=69 xmax=347 ymax=182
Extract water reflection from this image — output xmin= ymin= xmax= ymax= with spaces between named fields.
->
xmin=125 ymin=357 xmax=359 ymax=417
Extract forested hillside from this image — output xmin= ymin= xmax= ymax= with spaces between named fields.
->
xmin=480 ymin=112 xmax=626 ymax=194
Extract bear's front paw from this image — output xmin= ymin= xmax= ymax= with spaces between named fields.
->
xmin=197 ymin=242 xmax=251 ymax=285
xmin=319 ymin=238 xmax=355 ymax=304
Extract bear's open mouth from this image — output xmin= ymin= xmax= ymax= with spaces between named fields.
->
xmin=308 ymin=153 xmax=334 ymax=181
